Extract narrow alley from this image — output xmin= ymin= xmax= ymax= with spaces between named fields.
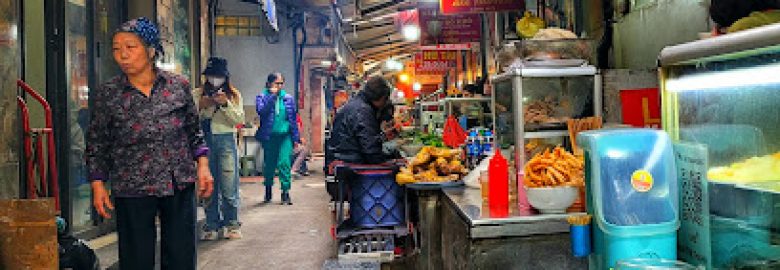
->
xmin=94 ymin=159 xmax=336 ymax=269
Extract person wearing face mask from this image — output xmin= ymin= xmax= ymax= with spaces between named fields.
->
xmin=255 ymin=72 xmax=300 ymax=205
xmin=193 ymin=57 xmax=245 ymax=240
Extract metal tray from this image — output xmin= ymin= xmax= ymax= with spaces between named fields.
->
xmin=407 ymin=181 xmax=465 ymax=190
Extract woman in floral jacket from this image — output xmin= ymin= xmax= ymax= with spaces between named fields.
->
xmin=255 ymin=72 xmax=300 ymax=205
xmin=86 ymin=17 xmax=213 ymax=270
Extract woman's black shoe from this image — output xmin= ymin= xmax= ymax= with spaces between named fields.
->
xmin=281 ymin=192 xmax=292 ymax=205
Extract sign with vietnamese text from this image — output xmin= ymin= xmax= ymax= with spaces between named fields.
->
xmin=674 ymin=142 xmax=712 ymax=270
xmin=439 ymin=0 xmax=524 ymax=15
xmin=419 ymin=2 xmax=480 ymax=45
xmin=415 ymin=50 xmax=459 ymax=75
xmin=620 ymin=88 xmax=661 ymax=128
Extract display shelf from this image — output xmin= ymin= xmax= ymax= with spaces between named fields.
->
xmin=524 ymin=130 xmax=569 ymax=139
xmin=442 ymin=97 xmax=492 ymax=103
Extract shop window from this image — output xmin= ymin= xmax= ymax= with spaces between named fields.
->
xmin=216 ymin=15 xmax=262 ymax=36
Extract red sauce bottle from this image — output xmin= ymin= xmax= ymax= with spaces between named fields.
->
xmin=488 ymin=149 xmax=509 ymax=218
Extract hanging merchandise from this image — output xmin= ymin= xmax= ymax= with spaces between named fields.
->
xmin=442 ymin=115 xmax=467 ymax=148
xmin=516 ymin=11 xmax=545 ymax=39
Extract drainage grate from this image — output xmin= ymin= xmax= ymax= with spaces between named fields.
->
xmin=337 ymin=233 xmax=395 ymax=262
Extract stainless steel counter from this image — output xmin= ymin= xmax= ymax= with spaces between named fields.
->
xmin=442 ymin=187 xmax=584 ymax=239
xmin=438 ymin=187 xmax=588 ymax=269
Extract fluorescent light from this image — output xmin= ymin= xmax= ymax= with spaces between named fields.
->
xmin=384 ymin=59 xmax=403 ymax=71
xmin=321 ymin=60 xmax=332 ymax=66
xmin=402 ymin=25 xmax=420 ymax=41
xmin=413 ymin=82 xmax=422 ymax=91
xmin=667 ymin=63 xmax=780 ymax=92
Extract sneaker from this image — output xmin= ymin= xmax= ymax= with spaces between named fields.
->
xmin=224 ymin=227 xmax=242 ymax=239
xmin=201 ymin=230 xmax=218 ymax=241
xmin=299 ymin=171 xmax=310 ymax=176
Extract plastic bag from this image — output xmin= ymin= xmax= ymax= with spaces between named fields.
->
xmin=516 ymin=11 xmax=545 ymax=38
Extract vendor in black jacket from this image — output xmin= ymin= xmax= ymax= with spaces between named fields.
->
xmin=329 ymin=76 xmax=394 ymax=164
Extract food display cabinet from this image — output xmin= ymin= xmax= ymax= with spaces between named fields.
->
xmin=659 ymin=23 xmax=780 ymax=269
xmin=490 ymin=66 xmax=602 ymax=175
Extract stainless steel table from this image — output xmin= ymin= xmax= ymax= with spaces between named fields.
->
xmin=439 ymin=187 xmax=588 ymax=269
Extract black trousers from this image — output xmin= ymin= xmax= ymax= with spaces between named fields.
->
xmin=115 ymin=185 xmax=197 ymax=270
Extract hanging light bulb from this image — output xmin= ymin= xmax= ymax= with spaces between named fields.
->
xmin=402 ymin=25 xmax=420 ymax=41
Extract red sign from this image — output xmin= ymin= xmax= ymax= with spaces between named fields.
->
xmin=620 ymin=88 xmax=662 ymax=129
xmin=419 ymin=2 xmax=481 ymax=45
xmin=415 ymin=50 xmax=459 ymax=75
xmin=439 ymin=0 xmax=524 ymax=15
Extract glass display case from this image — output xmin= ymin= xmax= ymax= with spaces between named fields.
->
xmin=442 ymin=97 xmax=493 ymax=130
xmin=491 ymin=66 xmax=602 ymax=174
xmin=659 ymin=24 xmax=780 ymax=269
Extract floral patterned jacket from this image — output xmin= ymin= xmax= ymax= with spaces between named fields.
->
xmin=86 ymin=70 xmax=208 ymax=197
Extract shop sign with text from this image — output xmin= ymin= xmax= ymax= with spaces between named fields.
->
xmin=415 ymin=50 xmax=459 ymax=75
xmin=439 ymin=0 xmax=524 ymax=15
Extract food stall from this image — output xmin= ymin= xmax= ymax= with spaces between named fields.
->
xmin=394 ymin=60 xmax=600 ymax=268
xmin=659 ymin=23 xmax=780 ymax=269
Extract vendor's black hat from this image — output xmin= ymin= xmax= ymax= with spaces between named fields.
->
xmin=203 ymin=57 xmax=230 ymax=77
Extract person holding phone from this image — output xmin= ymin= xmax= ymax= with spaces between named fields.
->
xmin=255 ymin=72 xmax=300 ymax=205
xmin=86 ymin=17 xmax=213 ymax=270
xmin=194 ymin=57 xmax=245 ymax=240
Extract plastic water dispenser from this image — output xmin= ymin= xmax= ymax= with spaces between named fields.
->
xmin=578 ymin=129 xmax=679 ymax=270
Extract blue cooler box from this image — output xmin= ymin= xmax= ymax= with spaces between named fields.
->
xmin=579 ymin=129 xmax=680 ymax=270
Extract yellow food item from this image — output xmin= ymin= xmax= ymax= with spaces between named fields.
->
xmin=395 ymin=146 xmax=470 ymax=185
xmin=707 ymin=152 xmax=780 ymax=183
xmin=396 ymin=173 xmax=416 ymax=185
xmin=516 ymin=11 xmax=545 ymax=38
xmin=524 ymin=146 xmax=584 ymax=187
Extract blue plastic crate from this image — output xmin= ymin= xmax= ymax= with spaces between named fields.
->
xmin=347 ymin=170 xmax=405 ymax=228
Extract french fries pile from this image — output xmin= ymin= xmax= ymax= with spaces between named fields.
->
xmin=524 ymin=146 xmax=584 ymax=188
xmin=396 ymin=146 xmax=468 ymax=185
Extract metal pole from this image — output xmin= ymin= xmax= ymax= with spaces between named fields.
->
xmin=480 ymin=14 xmax=488 ymax=79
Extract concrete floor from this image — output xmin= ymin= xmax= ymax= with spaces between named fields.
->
xmin=197 ymin=162 xmax=334 ymax=270
xmin=96 ymin=159 xmax=339 ymax=269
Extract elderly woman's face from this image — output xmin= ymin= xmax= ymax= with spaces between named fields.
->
xmin=113 ymin=32 xmax=154 ymax=76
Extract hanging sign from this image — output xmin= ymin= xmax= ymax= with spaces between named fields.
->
xmin=439 ymin=0 xmax=524 ymax=15
xmin=674 ymin=142 xmax=712 ymax=270
xmin=419 ymin=2 xmax=480 ymax=45
xmin=415 ymin=50 xmax=459 ymax=75
xmin=263 ymin=0 xmax=278 ymax=31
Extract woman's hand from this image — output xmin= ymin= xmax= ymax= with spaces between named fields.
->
xmin=199 ymin=96 xmax=215 ymax=110
xmin=197 ymin=158 xmax=214 ymax=198
xmin=214 ymin=92 xmax=228 ymax=105
xmin=91 ymin=181 xmax=114 ymax=219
